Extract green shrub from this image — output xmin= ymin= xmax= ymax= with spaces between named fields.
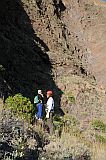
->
xmin=95 ymin=134 xmax=106 ymax=143
xmin=68 ymin=95 xmax=75 ymax=104
xmin=5 ymin=94 xmax=34 ymax=122
xmin=92 ymin=120 xmax=106 ymax=133
xmin=53 ymin=115 xmax=64 ymax=130
xmin=53 ymin=115 xmax=78 ymax=129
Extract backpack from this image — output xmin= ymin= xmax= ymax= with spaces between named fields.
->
xmin=34 ymin=95 xmax=39 ymax=104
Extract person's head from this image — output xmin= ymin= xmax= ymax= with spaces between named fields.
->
xmin=38 ymin=90 xmax=42 ymax=95
xmin=47 ymin=90 xmax=53 ymax=98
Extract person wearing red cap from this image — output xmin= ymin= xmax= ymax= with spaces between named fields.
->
xmin=46 ymin=90 xmax=54 ymax=117
xmin=46 ymin=90 xmax=54 ymax=134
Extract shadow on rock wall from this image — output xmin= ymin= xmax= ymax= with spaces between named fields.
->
xmin=0 ymin=0 xmax=63 ymax=114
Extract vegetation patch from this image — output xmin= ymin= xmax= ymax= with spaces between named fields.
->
xmin=53 ymin=115 xmax=64 ymax=131
xmin=53 ymin=114 xmax=79 ymax=138
xmin=91 ymin=120 xmax=106 ymax=132
xmin=95 ymin=134 xmax=106 ymax=143
xmin=67 ymin=93 xmax=76 ymax=104
xmin=5 ymin=93 xmax=34 ymax=122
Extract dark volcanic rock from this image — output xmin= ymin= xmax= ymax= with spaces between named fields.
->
xmin=0 ymin=0 xmax=62 ymax=103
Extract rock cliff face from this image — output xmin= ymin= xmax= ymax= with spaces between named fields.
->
xmin=83 ymin=0 xmax=106 ymax=87
xmin=22 ymin=0 xmax=90 ymax=76
xmin=0 ymin=0 xmax=88 ymax=108
xmin=0 ymin=0 xmax=60 ymax=101
xmin=21 ymin=0 xmax=106 ymax=88
xmin=0 ymin=0 xmax=106 ymax=108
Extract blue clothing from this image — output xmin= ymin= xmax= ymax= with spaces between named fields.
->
xmin=36 ymin=103 xmax=43 ymax=119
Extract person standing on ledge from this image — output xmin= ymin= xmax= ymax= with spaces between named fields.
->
xmin=46 ymin=90 xmax=54 ymax=134
xmin=34 ymin=90 xmax=44 ymax=120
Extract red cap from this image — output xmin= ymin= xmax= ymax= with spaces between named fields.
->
xmin=47 ymin=90 xmax=53 ymax=95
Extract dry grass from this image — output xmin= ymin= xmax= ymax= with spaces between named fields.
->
xmin=91 ymin=142 xmax=106 ymax=160
xmin=60 ymin=132 xmax=106 ymax=160
xmin=54 ymin=128 xmax=106 ymax=160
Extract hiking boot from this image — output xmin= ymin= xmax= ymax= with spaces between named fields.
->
xmin=35 ymin=114 xmax=38 ymax=119
xmin=38 ymin=118 xmax=42 ymax=121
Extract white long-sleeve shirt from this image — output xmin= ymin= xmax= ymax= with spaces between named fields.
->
xmin=47 ymin=97 xmax=54 ymax=112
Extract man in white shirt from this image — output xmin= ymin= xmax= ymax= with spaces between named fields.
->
xmin=47 ymin=94 xmax=54 ymax=113
xmin=46 ymin=90 xmax=54 ymax=117
xmin=46 ymin=90 xmax=54 ymax=134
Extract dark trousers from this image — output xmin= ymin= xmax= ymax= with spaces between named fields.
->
xmin=47 ymin=112 xmax=54 ymax=135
